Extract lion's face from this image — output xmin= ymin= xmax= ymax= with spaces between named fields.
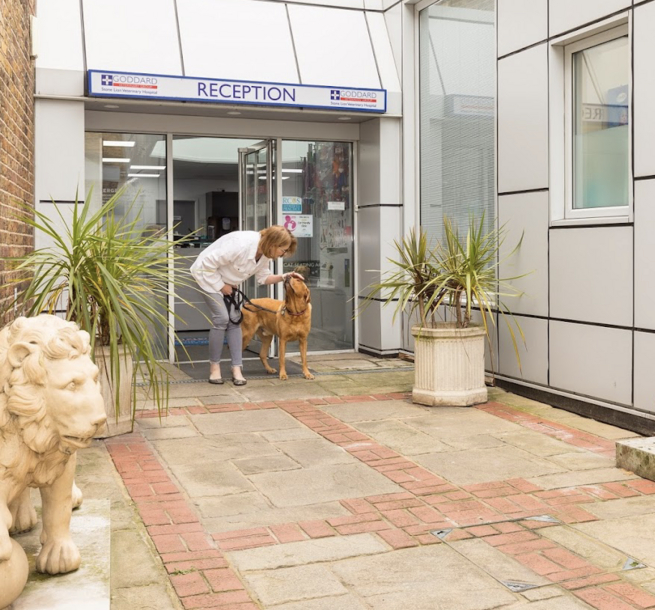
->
xmin=44 ymin=357 xmax=106 ymax=452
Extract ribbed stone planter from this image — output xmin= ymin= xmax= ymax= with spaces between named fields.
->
xmin=94 ymin=345 xmax=134 ymax=438
xmin=411 ymin=323 xmax=488 ymax=407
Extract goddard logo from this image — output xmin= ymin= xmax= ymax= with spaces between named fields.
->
xmin=101 ymin=74 xmax=158 ymax=87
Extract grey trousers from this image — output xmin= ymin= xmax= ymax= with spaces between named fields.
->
xmin=200 ymin=291 xmax=243 ymax=367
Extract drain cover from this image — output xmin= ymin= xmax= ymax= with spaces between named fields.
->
xmin=524 ymin=515 xmax=560 ymax=523
xmin=501 ymin=581 xmax=539 ymax=592
xmin=623 ymin=558 xmax=646 ymax=571
xmin=431 ymin=529 xmax=452 ymax=540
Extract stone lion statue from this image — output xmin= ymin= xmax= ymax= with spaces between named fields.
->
xmin=0 ymin=315 xmax=106 ymax=608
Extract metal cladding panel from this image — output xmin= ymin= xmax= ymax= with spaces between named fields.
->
xmin=82 ymin=0 xmax=182 ymax=75
xmin=288 ymin=4 xmax=381 ymax=89
xmin=498 ymin=315 xmax=548 ymax=385
xmin=550 ymin=226 xmax=633 ymax=327
xmin=499 ymin=192 xmax=549 ymax=318
xmin=497 ymin=0 xmax=547 ymax=57
xmin=35 ymin=0 xmax=84 ymax=71
xmin=550 ymin=321 xmax=632 ymax=406
xmin=635 ymin=332 xmax=655 ymax=414
xmin=177 ymin=0 xmax=299 ymax=83
xmin=634 ymin=2 xmax=655 ymax=178
xmin=498 ymin=45 xmax=549 ymax=193
xmin=549 ymin=0 xmax=630 ymax=37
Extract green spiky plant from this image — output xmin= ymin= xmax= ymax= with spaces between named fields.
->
xmin=1 ymin=186 xmax=198 ymax=422
xmin=361 ymin=215 xmax=528 ymax=371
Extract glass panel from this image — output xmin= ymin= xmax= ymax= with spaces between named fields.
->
xmin=82 ymin=0 xmax=182 ymax=74
xmin=573 ymin=36 xmax=629 ymax=209
xmin=288 ymin=5 xmax=380 ymax=88
xmin=419 ymin=0 xmax=495 ymax=241
xmin=170 ymin=136 xmax=257 ymax=362
xmin=281 ymin=141 xmax=354 ymax=351
xmin=84 ymin=132 xmax=168 ymax=358
xmin=177 ymin=0 xmax=299 ymax=83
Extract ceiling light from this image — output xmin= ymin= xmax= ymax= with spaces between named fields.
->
xmin=130 ymin=165 xmax=166 ymax=170
xmin=127 ymin=173 xmax=160 ymax=178
xmin=103 ymin=141 xmax=135 ymax=147
xmin=338 ymin=116 xmax=352 ymax=121
xmin=102 ymin=157 xmax=130 ymax=163
xmin=282 ymin=169 xmax=303 ymax=173
xmin=227 ymin=111 xmax=241 ymax=116
xmin=104 ymin=104 xmax=119 ymax=109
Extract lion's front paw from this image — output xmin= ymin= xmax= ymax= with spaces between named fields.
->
xmin=36 ymin=537 xmax=81 ymax=574
xmin=9 ymin=501 xmax=37 ymax=534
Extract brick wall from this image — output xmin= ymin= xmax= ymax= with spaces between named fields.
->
xmin=0 ymin=0 xmax=35 ymax=325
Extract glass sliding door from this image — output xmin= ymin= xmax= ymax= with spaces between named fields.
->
xmin=171 ymin=137 xmax=258 ymax=362
xmin=280 ymin=140 xmax=354 ymax=351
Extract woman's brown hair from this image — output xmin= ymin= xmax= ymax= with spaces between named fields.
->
xmin=259 ymin=225 xmax=297 ymax=258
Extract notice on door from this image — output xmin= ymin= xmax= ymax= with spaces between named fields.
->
xmin=284 ymin=214 xmax=313 ymax=238
xmin=282 ymin=197 xmax=302 ymax=213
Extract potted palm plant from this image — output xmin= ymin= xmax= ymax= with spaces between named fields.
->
xmin=2 ymin=187 xmax=197 ymax=435
xmin=362 ymin=216 xmax=526 ymax=407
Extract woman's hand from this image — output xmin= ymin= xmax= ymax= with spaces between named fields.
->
xmin=220 ymin=284 xmax=234 ymax=295
xmin=283 ymin=272 xmax=305 ymax=281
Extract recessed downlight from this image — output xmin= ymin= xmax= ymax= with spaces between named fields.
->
xmin=104 ymin=104 xmax=120 ymax=109
xmin=227 ymin=111 xmax=242 ymax=116
xmin=338 ymin=116 xmax=352 ymax=121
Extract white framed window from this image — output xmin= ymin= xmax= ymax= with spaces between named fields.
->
xmin=563 ymin=25 xmax=631 ymax=221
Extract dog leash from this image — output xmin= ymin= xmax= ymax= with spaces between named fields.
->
xmin=223 ymin=287 xmax=280 ymax=325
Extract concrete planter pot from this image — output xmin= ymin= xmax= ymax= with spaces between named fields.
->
xmin=94 ymin=345 xmax=134 ymax=438
xmin=411 ymin=323 xmax=488 ymax=407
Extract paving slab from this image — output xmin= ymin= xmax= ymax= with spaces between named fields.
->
xmin=330 ymin=545 xmax=517 ymax=610
xmin=243 ymin=564 xmax=348 ymax=606
xmin=152 ymin=433 xmax=279 ymax=466
xmin=500 ymin=598 xmax=593 ymax=609
xmin=582 ymin=494 xmax=655 ymax=519
xmin=232 ymin=454 xmax=301 ymax=475
xmin=546 ymin=451 xmax=615 ymax=471
xmin=273 ymin=438 xmax=356 ymax=467
xmin=354 ymin=419 xmax=452 ymax=455
xmin=404 ymin=409 xmax=524 ymax=439
xmin=189 ymin=410 xmax=304 ymax=435
xmin=526 ymin=467 xmax=636 ymax=490
xmin=574 ymin=513 xmax=655 ymax=566
xmin=248 ymin=462 xmax=402 ymax=507
xmin=227 ymin=533 xmax=389 ymax=571
xmin=318 ymin=399 xmax=428 ymax=422
xmin=494 ymin=430 xmax=590 ymax=458
xmin=201 ymin=500 xmax=349 ymax=534
xmin=414 ymin=445 xmax=564 ymax=486
xmin=270 ymin=594 xmax=369 ymax=609
xmin=172 ymin=461 xmax=256 ymax=496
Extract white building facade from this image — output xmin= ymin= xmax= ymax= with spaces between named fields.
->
xmin=32 ymin=0 xmax=655 ymax=432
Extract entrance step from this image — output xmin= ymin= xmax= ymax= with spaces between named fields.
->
xmin=12 ymin=499 xmax=110 ymax=609
xmin=616 ymin=437 xmax=655 ymax=481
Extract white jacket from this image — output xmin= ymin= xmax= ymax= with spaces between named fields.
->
xmin=190 ymin=231 xmax=272 ymax=294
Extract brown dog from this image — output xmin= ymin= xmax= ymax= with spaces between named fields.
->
xmin=241 ymin=276 xmax=314 ymax=380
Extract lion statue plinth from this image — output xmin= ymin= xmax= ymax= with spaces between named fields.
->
xmin=0 ymin=315 xmax=107 ymax=609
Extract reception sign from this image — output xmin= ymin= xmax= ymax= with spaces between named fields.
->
xmin=88 ymin=70 xmax=387 ymax=113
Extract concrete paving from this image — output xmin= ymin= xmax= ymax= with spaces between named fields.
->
xmin=14 ymin=353 xmax=655 ymax=610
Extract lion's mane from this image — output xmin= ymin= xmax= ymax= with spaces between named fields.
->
xmin=0 ymin=316 xmax=92 ymax=486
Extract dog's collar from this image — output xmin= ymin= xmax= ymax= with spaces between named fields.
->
xmin=280 ymin=305 xmax=307 ymax=317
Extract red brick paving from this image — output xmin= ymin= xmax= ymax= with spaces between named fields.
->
xmin=111 ymin=394 xmax=655 ymax=609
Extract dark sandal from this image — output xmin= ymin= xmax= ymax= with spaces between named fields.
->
xmin=232 ymin=378 xmax=247 ymax=386
xmin=208 ymin=377 xmax=224 ymax=385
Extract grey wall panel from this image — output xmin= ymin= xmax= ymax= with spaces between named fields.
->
xmin=634 ymin=331 xmax=655 ymax=414
xmin=499 ymin=192 xmax=549 ymax=317
xmin=635 ymin=180 xmax=655 ymax=330
xmin=359 ymin=119 xmax=381 ymax=206
xmin=550 ymin=321 xmax=632 ymax=405
xmin=499 ymin=315 xmax=548 ymax=385
xmin=497 ymin=0 xmax=547 ymax=57
xmin=634 ymin=2 xmax=655 ymax=178
xmin=498 ymin=45 xmax=549 ymax=193
xmin=356 ymin=205 xmax=402 ymax=351
xmin=35 ymin=100 xmax=85 ymax=204
xmin=549 ymin=0 xmax=630 ymax=37
xmin=549 ymin=227 xmax=633 ymax=326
